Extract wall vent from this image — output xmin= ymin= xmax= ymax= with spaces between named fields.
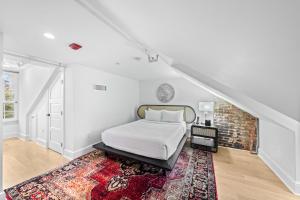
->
xmin=94 ymin=85 xmax=107 ymax=91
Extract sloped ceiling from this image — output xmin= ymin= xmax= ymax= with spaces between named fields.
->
xmin=98 ymin=0 xmax=300 ymax=121
xmin=0 ymin=0 xmax=299 ymax=121
xmin=0 ymin=0 xmax=179 ymax=80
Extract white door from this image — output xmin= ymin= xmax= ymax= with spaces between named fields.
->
xmin=48 ymin=72 xmax=64 ymax=153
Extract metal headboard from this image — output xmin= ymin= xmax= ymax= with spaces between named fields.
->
xmin=137 ymin=104 xmax=196 ymax=124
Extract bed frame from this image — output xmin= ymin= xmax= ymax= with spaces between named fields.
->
xmin=93 ymin=134 xmax=187 ymax=170
xmin=93 ymin=105 xmax=196 ymax=170
xmin=136 ymin=104 xmax=196 ymax=124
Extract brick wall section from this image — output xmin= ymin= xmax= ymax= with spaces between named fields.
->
xmin=213 ymin=101 xmax=258 ymax=152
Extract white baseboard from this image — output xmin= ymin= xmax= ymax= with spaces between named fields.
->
xmin=63 ymin=149 xmax=74 ymax=160
xmin=3 ymin=132 xmax=30 ymax=141
xmin=296 ymin=181 xmax=300 ymax=194
xmin=3 ymin=132 xmax=19 ymax=139
xmin=35 ymin=138 xmax=47 ymax=147
xmin=19 ymin=133 xmax=29 ymax=140
xmin=259 ymin=149 xmax=300 ymax=195
xmin=63 ymin=141 xmax=100 ymax=160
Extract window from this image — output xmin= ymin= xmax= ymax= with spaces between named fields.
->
xmin=3 ymin=71 xmax=18 ymax=120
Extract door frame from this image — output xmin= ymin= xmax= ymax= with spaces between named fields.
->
xmin=46 ymin=68 xmax=65 ymax=154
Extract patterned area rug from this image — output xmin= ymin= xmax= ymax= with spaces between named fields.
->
xmin=5 ymin=147 xmax=217 ymax=200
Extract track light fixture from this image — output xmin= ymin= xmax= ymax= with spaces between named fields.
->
xmin=145 ymin=49 xmax=159 ymax=63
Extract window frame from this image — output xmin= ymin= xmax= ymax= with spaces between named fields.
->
xmin=3 ymin=70 xmax=18 ymax=122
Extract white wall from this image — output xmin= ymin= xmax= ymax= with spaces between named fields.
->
xmin=259 ymin=119 xmax=299 ymax=194
xmin=3 ymin=121 xmax=19 ymax=139
xmin=64 ymin=65 xmax=139 ymax=158
xmin=31 ymin=94 xmax=48 ymax=146
xmin=18 ymin=65 xmax=54 ymax=135
xmin=140 ymin=78 xmax=218 ymax=123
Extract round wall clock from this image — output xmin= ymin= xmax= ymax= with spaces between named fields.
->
xmin=156 ymin=83 xmax=175 ymax=103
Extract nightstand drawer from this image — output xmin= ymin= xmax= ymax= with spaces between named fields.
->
xmin=191 ymin=136 xmax=214 ymax=147
xmin=192 ymin=127 xmax=216 ymax=137
xmin=191 ymin=125 xmax=218 ymax=153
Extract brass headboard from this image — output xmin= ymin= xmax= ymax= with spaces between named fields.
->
xmin=137 ymin=105 xmax=196 ymax=124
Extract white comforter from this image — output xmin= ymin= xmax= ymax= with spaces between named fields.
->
xmin=101 ymin=119 xmax=186 ymax=160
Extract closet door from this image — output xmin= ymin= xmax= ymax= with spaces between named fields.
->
xmin=48 ymin=72 xmax=64 ymax=154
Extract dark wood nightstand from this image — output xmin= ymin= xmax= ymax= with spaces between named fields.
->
xmin=191 ymin=125 xmax=218 ymax=153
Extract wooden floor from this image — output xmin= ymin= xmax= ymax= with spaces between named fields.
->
xmin=3 ymin=138 xmax=300 ymax=199
xmin=3 ymin=138 xmax=68 ymax=189
xmin=213 ymin=147 xmax=300 ymax=200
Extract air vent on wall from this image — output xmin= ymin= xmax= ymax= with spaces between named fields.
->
xmin=94 ymin=85 xmax=107 ymax=91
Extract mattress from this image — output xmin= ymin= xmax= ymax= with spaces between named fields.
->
xmin=101 ymin=119 xmax=187 ymax=160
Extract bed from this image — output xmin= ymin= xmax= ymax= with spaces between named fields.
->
xmin=102 ymin=119 xmax=187 ymax=160
xmin=93 ymin=105 xmax=196 ymax=170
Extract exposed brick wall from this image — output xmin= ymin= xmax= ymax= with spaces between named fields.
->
xmin=213 ymin=101 xmax=258 ymax=152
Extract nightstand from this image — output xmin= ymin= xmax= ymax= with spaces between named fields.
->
xmin=191 ymin=125 xmax=218 ymax=153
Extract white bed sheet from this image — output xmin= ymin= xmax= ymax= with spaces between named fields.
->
xmin=101 ymin=119 xmax=186 ymax=160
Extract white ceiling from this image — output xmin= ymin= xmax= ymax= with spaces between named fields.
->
xmin=97 ymin=0 xmax=300 ymax=121
xmin=0 ymin=0 xmax=179 ymax=80
xmin=1 ymin=0 xmax=299 ymax=121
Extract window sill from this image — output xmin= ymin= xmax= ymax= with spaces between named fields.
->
xmin=3 ymin=119 xmax=18 ymax=124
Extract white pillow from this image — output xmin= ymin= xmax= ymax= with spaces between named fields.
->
xmin=161 ymin=110 xmax=184 ymax=123
xmin=145 ymin=109 xmax=162 ymax=121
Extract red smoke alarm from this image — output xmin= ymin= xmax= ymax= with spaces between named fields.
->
xmin=69 ymin=43 xmax=82 ymax=50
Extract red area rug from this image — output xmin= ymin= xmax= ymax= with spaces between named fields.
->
xmin=5 ymin=147 xmax=217 ymax=200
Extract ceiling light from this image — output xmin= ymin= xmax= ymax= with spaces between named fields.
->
xmin=43 ymin=32 xmax=55 ymax=40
